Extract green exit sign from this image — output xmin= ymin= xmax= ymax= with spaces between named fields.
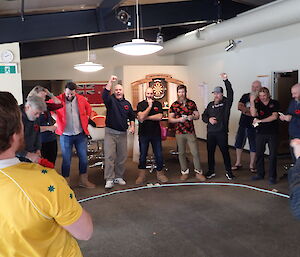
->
xmin=0 ymin=64 xmax=17 ymax=74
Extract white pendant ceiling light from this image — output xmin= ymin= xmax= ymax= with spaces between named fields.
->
xmin=113 ymin=0 xmax=163 ymax=56
xmin=74 ymin=37 xmax=104 ymax=72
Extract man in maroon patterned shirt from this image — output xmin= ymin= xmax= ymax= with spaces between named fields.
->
xmin=169 ymin=85 xmax=206 ymax=182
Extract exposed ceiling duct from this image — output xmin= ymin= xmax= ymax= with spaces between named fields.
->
xmin=160 ymin=0 xmax=300 ymax=55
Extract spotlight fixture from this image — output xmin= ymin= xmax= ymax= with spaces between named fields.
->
xmin=74 ymin=37 xmax=104 ymax=72
xmin=113 ymin=0 xmax=163 ymax=56
xmin=116 ymin=10 xmax=131 ymax=24
xmin=225 ymin=39 xmax=242 ymax=52
xmin=156 ymin=28 xmax=164 ymax=45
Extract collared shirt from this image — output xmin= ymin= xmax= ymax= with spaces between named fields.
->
xmin=0 ymin=159 xmax=83 ymax=257
xmin=287 ymin=99 xmax=300 ymax=138
xmin=170 ymin=99 xmax=198 ymax=134
xmin=137 ymin=100 xmax=163 ymax=137
xmin=63 ymin=97 xmax=83 ymax=136
xmin=255 ymin=99 xmax=280 ymax=134
xmin=102 ymin=89 xmax=135 ymax=132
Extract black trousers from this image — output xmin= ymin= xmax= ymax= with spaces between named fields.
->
xmin=41 ymin=140 xmax=58 ymax=164
xmin=256 ymin=133 xmax=278 ymax=179
xmin=207 ymin=132 xmax=232 ymax=172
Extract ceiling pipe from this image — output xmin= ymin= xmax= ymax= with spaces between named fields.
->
xmin=160 ymin=0 xmax=300 ymax=55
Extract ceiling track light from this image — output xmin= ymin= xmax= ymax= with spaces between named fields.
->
xmin=225 ymin=39 xmax=242 ymax=52
xmin=113 ymin=0 xmax=163 ymax=56
xmin=74 ymin=37 xmax=104 ymax=72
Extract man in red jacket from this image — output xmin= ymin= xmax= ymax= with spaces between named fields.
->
xmin=51 ymin=82 xmax=95 ymax=188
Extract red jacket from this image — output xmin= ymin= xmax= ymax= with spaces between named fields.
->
xmin=49 ymin=93 xmax=91 ymax=136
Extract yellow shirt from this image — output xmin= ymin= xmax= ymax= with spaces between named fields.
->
xmin=0 ymin=159 xmax=83 ymax=257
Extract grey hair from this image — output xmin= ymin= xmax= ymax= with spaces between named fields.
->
xmin=25 ymin=96 xmax=47 ymax=112
xmin=27 ymin=85 xmax=47 ymax=98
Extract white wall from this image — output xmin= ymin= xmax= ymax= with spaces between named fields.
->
xmin=21 ymin=47 xmax=175 ymax=82
xmin=0 ymin=43 xmax=23 ymax=103
xmin=174 ymin=22 xmax=300 ymax=147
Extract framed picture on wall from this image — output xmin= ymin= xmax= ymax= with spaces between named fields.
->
xmin=75 ymin=81 xmax=107 ymax=106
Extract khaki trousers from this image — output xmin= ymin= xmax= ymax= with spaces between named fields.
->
xmin=104 ymin=132 xmax=127 ymax=180
xmin=175 ymin=133 xmax=202 ymax=172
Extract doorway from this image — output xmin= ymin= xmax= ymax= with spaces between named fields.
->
xmin=273 ymin=70 xmax=298 ymax=155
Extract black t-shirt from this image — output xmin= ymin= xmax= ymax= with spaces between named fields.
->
xmin=238 ymin=93 xmax=254 ymax=128
xmin=255 ymin=99 xmax=280 ymax=134
xmin=137 ymin=100 xmax=163 ymax=137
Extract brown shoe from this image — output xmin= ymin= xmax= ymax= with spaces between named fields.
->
xmin=135 ymin=170 xmax=146 ymax=185
xmin=195 ymin=169 xmax=206 ymax=182
xmin=79 ymin=174 xmax=96 ymax=189
xmin=157 ymin=171 xmax=168 ymax=183
xmin=180 ymin=174 xmax=189 ymax=181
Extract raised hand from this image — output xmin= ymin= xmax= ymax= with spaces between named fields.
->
xmin=220 ymin=73 xmax=228 ymax=80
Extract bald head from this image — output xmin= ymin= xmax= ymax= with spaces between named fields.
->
xmin=291 ymin=83 xmax=300 ymax=101
xmin=145 ymin=87 xmax=154 ymax=100
xmin=114 ymin=84 xmax=124 ymax=99
xmin=251 ymin=80 xmax=262 ymax=93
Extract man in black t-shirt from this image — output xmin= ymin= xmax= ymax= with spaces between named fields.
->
xmin=232 ymin=80 xmax=261 ymax=173
xmin=250 ymin=87 xmax=280 ymax=184
xmin=136 ymin=87 xmax=168 ymax=184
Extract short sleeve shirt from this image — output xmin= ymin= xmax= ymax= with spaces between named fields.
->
xmin=238 ymin=93 xmax=255 ymax=128
xmin=0 ymin=159 xmax=83 ymax=257
xmin=255 ymin=99 xmax=280 ymax=134
xmin=287 ymin=99 xmax=300 ymax=138
xmin=137 ymin=100 xmax=163 ymax=137
xmin=169 ymin=99 xmax=198 ymax=134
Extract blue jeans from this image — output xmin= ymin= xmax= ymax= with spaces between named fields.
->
xmin=234 ymin=126 xmax=256 ymax=152
xmin=60 ymin=133 xmax=88 ymax=177
xmin=138 ymin=135 xmax=164 ymax=171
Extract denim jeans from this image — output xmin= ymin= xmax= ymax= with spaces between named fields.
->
xmin=60 ymin=133 xmax=88 ymax=177
xmin=234 ymin=126 xmax=256 ymax=152
xmin=138 ymin=135 xmax=164 ymax=171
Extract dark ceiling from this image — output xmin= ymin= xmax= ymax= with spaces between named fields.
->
xmin=0 ymin=0 xmax=275 ymax=59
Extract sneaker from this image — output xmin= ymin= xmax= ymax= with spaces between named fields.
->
xmin=225 ymin=172 xmax=235 ymax=180
xmin=180 ymin=174 xmax=189 ymax=181
xmin=157 ymin=171 xmax=168 ymax=183
xmin=114 ymin=178 xmax=126 ymax=185
xmin=205 ymin=171 xmax=216 ymax=179
xmin=269 ymin=178 xmax=277 ymax=185
xmin=252 ymin=175 xmax=264 ymax=181
xmin=105 ymin=179 xmax=114 ymax=189
xmin=195 ymin=169 xmax=206 ymax=182
xmin=180 ymin=169 xmax=189 ymax=181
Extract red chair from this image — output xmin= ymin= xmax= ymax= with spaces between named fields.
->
xmin=91 ymin=115 xmax=106 ymax=128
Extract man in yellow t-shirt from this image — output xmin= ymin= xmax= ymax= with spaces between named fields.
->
xmin=0 ymin=91 xmax=93 ymax=257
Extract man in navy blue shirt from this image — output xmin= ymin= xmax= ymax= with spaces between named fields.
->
xmin=279 ymin=83 xmax=300 ymax=163
xmin=103 ymin=75 xmax=135 ymax=189
xmin=288 ymin=138 xmax=300 ymax=219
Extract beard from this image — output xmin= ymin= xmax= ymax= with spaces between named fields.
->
xmin=66 ymin=96 xmax=75 ymax=102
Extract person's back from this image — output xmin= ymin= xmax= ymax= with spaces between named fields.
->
xmin=0 ymin=161 xmax=82 ymax=257
xmin=0 ymin=91 xmax=92 ymax=257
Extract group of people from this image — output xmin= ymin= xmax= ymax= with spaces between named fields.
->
xmin=1 ymin=73 xmax=300 ymax=255
xmin=103 ymin=73 xmax=234 ymax=189
xmin=10 ymin=74 xmax=300 ymax=190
